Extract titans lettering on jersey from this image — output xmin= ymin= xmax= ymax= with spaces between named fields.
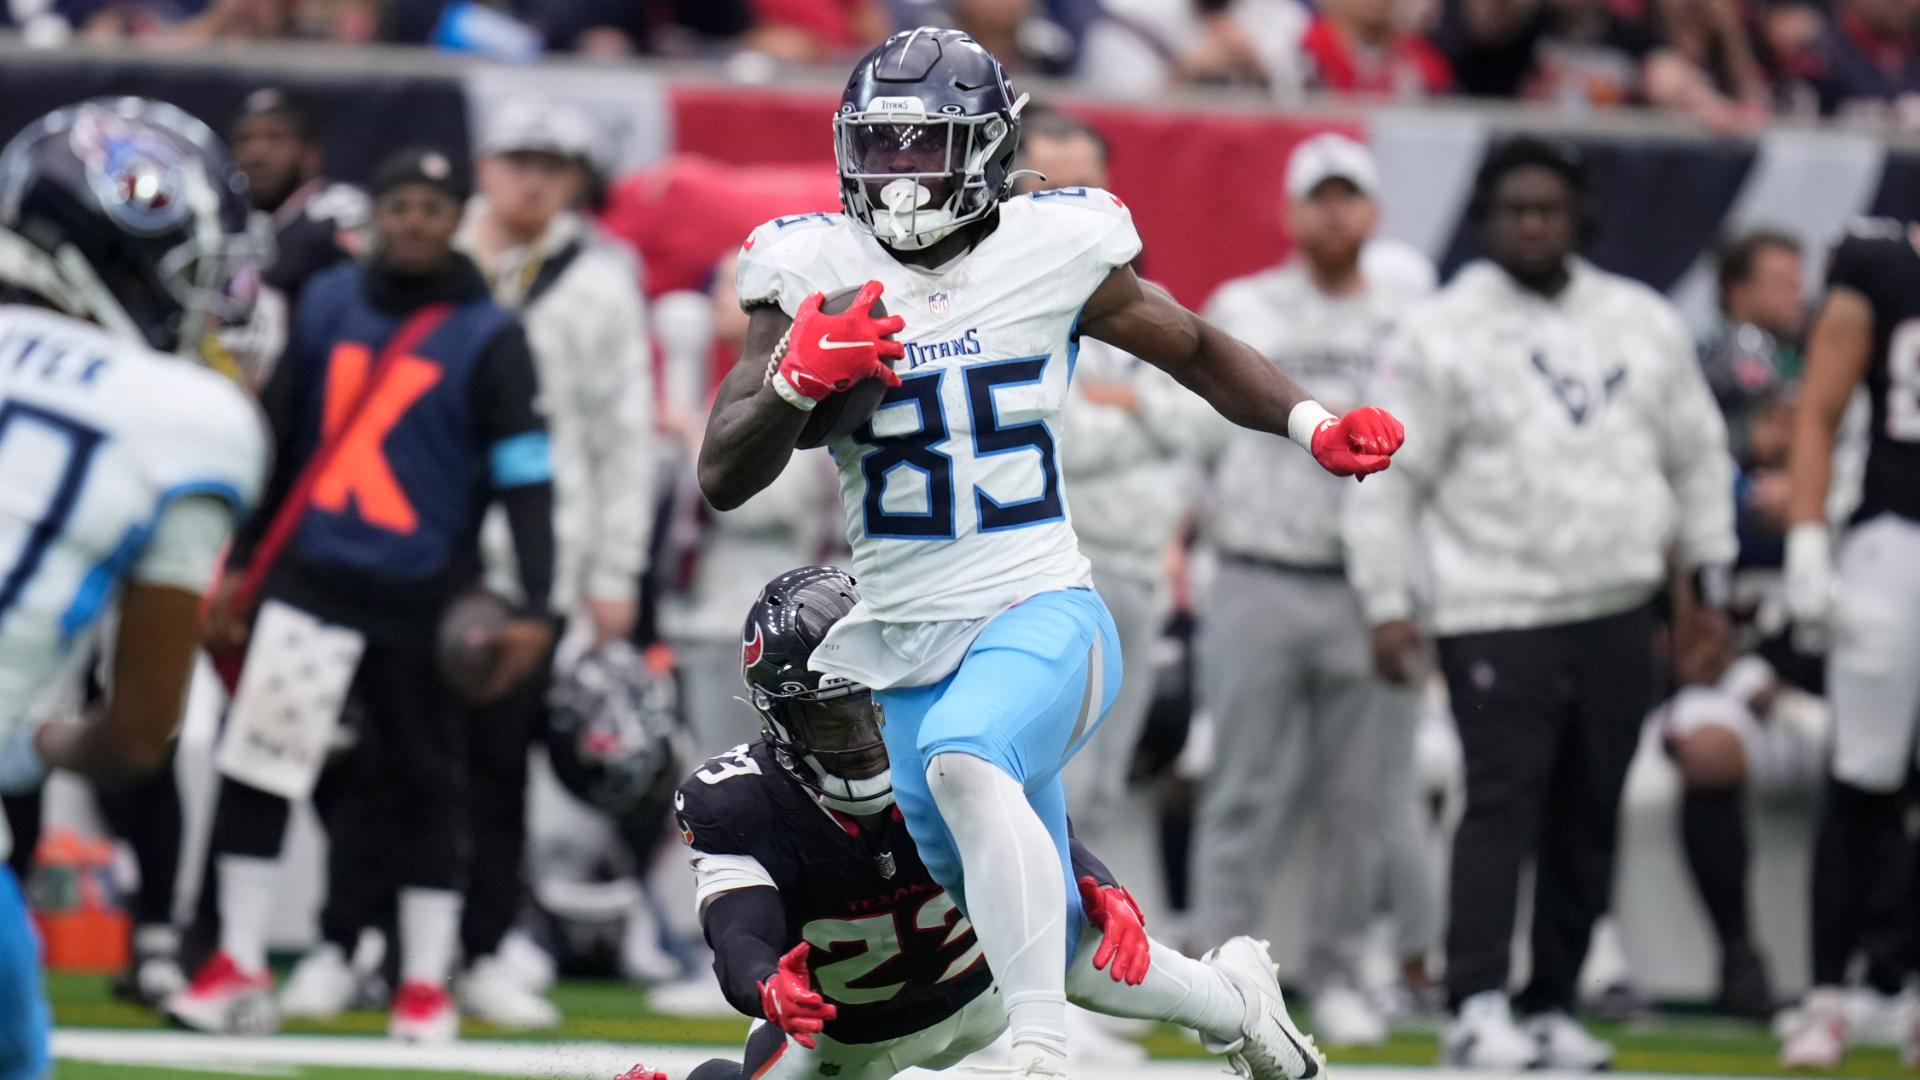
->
xmin=736 ymin=190 xmax=1142 ymax=628
xmin=676 ymin=741 xmax=991 ymax=1043
xmin=0 ymin=306 xmax=265 ymax=729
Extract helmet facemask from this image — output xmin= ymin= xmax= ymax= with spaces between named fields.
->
xmin=754 ymin=677 xmax=893 ymax=814
xmin=834 ymin=94 xmax=1026 ymax=252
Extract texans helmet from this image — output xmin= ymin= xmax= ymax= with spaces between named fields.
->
xmin=834 ymin=27 xmax=1028 ymax=252
xmin=545 ymin=641 xmax=683 ymax=821
xmin=741 ymin=566 xmax=891 ymax=813
xmin=0 ymin=97 xmax=269 ymax=366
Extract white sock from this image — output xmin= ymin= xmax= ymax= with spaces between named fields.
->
xmin=398 ymin=887 xmax=463 ymax=987
xmin=926 ymin=753 xmax=1069 ymax=1068
xmin=217 ymin=855 xmax=278 ymax=974
xmin=1066 ymin=930 xmax=1247 ymax=1045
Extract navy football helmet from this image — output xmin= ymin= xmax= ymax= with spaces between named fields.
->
xmin=741 ymin=566 xmax=891 ymax=813
xmin=0 ymin=97 xmax=269 ymax=365
xmin=834 ymin=27 xmax=1028 ymax=252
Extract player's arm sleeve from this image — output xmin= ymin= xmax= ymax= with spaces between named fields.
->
xmin=703 ymin=886 xmax=786 ymax=1020
xmin=131 ymin=494 xmax=240 ymax=593
xmin=582 ymin=262 xmax=654 ymax=602
xmin=472 ymin=324 xmax=558 ymax=616
xmin=1069 ymin=834 xmax=1119 ymax=890
xmin=1343 ymin=326 xmax=1447 ymax=625
xmin=1655 ymin=303 xmax=1738 ymax=569
xmin=226 ymin=338 xmax=301 ymax=569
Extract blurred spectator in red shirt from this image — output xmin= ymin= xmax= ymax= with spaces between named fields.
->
xmin=1645 ymin=0 xmax=1771 ymax=128
xmin=1435 ymin=0 xmax=1662 ymax=103
xmin=1300 ymin=0 xmax=1454 ymax=96
xmin=1785 ymin=0 xmax=1920 ymax=123
xmin=744 ymin=0 xmax=890 ymax=60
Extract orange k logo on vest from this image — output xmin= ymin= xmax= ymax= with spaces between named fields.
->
xmin=312 ymin=342 xmax=443 ymax=533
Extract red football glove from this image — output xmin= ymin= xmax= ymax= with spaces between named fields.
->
xmin=1309 ymin=405 xmax=1405 ymax=479
xmin=614 ymin=1067 xmax=666 ymax=1080
xmin=1078 ymin=875 xmax=1151 ymax=986
xmin=760 ymin=942 xmax=838 ymax=1048
xmin=772 ymin=280 xmax=906 ymax=408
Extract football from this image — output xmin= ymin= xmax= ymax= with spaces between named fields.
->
xmin=794 ymin=285 xmax=896 ymax=450
xmin=436 ymin=588 xmax=512 ymax=704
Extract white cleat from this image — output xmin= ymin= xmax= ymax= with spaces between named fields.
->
xmin=457 ymin=955 xmax=561 ymax=1030
xmin=279 ymin=944 xmax=357 ymax=1020
xmin=1202 ymin=937 xmax=1326 ymax=1080
xmin=389 ymin=980 xmax=459 ymax=1043
xmin=1525 ymin=1010 xmax=1613 ymax=1071
xmin=1781 ymin=988 xmax=1849 ymax=1070
xmin=166 ymin=952 xmax=279 ymax=1035
xmin=1441 ymin=991 xmax=1539 ymax=1070
xmin=1313 ymin=984 xmax=1387 ymax=1048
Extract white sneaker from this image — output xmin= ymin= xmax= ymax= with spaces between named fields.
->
xmin=1201 ymin=937 xmax=1326 ymax=1080
xmin=645 ymin=974 xmax=735 ymax=1016
xmin=166 ymin=952 xmax=279 ymax=1035
xmin=1442 ymin=991 xmax=1539 ymax=1069
xmin=1064 ymin=1005 xmax=1146 ymax=1068
xmin=1525 ymin=1010 xmax=1613 ymax=1071
xmin=457 ymin=955 xmax=561 ymax=1030
xmin=1314 ymin=984 xmax=1387 ymax=1047
xmin=389 ymin=980 xmax=459 ymax=1043
xmin=1846 ymin=986 xmax=1910 ymax=1047
xmin=1781 ymin=987 xmax=1850 ymax=1070
xmin=496 ymin=928 xmax=557 ymax=993
xmin=279 ymin=944 xmax=356 ymax=1020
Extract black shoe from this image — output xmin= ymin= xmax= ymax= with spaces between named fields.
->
xmin=1716 ymin=944 xmax=1775 ymax=1021
xmin=111 ymin=926 xmax=186 ymax=1010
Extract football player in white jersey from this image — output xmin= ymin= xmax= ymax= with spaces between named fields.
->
xmin=0 ymin=97 xmax=268 ymax=1077
xmin=699 ymin=28 xmax=1403 ymax=1080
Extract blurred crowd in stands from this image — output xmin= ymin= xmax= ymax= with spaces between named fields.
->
xmin=6 ymin=0 xmax=1920 ymax=130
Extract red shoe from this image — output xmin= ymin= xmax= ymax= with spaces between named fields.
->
xmin=165 ymin=952 xmax=277 ymax=1034
xmin=390 ymin=980 xmax=459 ymax=1043
xmin=616 ymin=1067 xmax=667 ymax=1080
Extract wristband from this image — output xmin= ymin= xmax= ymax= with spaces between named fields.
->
xmin=761 ymin=328 xmax=818 ymax=413
xmin=1287 ymin=400 xmax=1336 ymax=452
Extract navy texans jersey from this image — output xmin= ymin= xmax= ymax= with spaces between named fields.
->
xmin=1827 ymin=219 xmax=1920 ymax=525
xmin=675 ymin=740 xmax=991 ymax=1044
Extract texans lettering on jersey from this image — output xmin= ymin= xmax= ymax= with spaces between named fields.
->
xmin=1827 ymin=219 xmax=1920 ymax=525
xmin=675 ymin=740 xmax=991 ymax=1044
xmin=735 ymin=191 xmax=1142 ymax=657
xmin=0 ymin=305 xmax=266 ymax=731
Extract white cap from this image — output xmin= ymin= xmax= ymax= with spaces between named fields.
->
xmin=1285 ymin=133 xmax=1379 ymax=202
xmin=481 ymin=96 xmax=599 ymax=164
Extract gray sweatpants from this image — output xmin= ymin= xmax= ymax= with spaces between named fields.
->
xmin=1192 ymin=559 xmax=1425 ymax=988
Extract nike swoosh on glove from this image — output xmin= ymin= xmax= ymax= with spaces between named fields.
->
xmin=1079 ymin=875 xmax=1151 ymax=986
xmin=760 ymin=942 xmax=838 ymax=1048
xmin=775 ymin=280 xmax=907 ymax=407
xmin=1310 ymin=405 xmax=1405 ymax=479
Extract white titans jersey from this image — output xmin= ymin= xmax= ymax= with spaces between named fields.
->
xmin=738 ymin=190 xmax=1141 ymax=684
xmin=0 ymin=305 xmax=266 ymax=729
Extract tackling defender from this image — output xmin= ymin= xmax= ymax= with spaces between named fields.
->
xmin=637 ymin=566 xmax=1317 ymax=1080
xmin=0 ymin=98 xmax=269 ymax=1077
xmin=697 ymin=27 xmax=1401 ymax=1079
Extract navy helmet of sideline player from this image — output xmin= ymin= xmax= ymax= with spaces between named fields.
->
xmin=0 ymin=97 xmax=268 ymax=1077
xmin=655 ymin=567 xmax=1322 ymax=1080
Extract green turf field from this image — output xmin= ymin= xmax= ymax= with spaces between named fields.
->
xmin=42 ymin=971 xmax=1919 ymax=1078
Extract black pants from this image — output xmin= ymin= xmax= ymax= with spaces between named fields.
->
xmin=1438 ymin=604 xmax=1656 ymax=1012
xmin=206 ymin=636 xmax=468 ymax=942
xmin=458 ymin=656 xmax=549 ymax=960
xmin=94 ymin=753 xmax=184 ymax=929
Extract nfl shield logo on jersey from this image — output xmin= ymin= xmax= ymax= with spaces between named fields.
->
xmin=928 ymin=291 xmax=951 ymax=315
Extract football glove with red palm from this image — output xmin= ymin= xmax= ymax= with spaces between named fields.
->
xmin=1292 ymin=403 xmax=1405 ymax=479
xmin=1078 ymin=875 xmax=1151 ymax=986
xmin=760 ymin=942 xmax=838 ymax=1048
xmin=769 ymin=280 xmax=906 ymax=410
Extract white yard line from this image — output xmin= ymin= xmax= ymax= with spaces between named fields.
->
xmin=52 ymin=1031 xmax=1783 ymax=1080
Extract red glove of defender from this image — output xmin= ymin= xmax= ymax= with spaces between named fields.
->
xmin=614 ymin=1067 xmax=666 ymax=1080
xmin=1309 ymin=405 xmax=1405 ymax=479
xmin=772 ymin=280 xmax=906 ymax=407
xmin=1078 ymin=875 xmax=1151 ymax=986
xmin=760 ymin=942 xmax=838 ymax=1048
